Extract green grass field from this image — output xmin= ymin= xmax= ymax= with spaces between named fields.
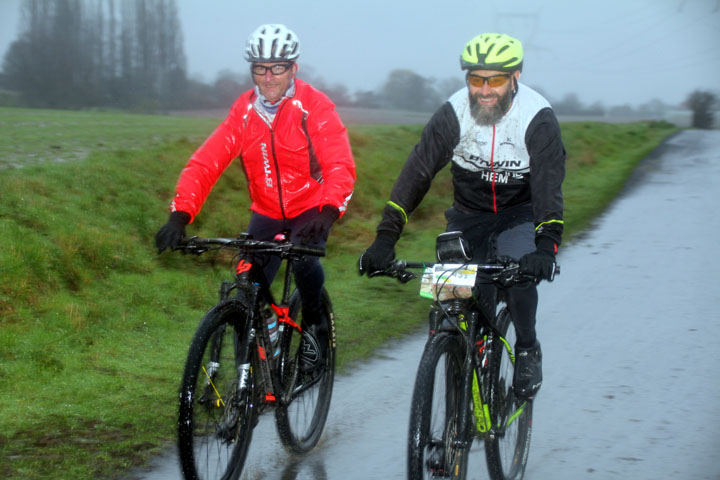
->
xmin=0 ymin=106 xmax=677 ymax=478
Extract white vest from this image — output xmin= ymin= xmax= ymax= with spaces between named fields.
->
xmin=448 ymin=83 xmax=550 ymax=184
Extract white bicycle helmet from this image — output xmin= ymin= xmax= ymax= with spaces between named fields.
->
xmin=244 ymin=24 xmax=300 ymax=62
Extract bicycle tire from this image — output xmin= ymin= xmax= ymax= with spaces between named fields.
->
xmin=484 ymin=307 xmax=533 ymax=480
xmin=408 ymin=332 xmax=468 ymax=479
xmin=275 ymin=288 xmax=336 ymax=453
xmin=178 ymin=301 xmax=257 ymax=480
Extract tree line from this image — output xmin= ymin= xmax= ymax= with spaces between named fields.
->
xmin=0 ymin=0 xmax=716 ymax=126
xmin=1 ymin=0 xmax=185 ymax=109
xmin=0 ymin=0 xmax=464 ymax=112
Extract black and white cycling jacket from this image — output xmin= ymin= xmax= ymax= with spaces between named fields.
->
xmin=377 ymin=82 xmax=566 ymax=248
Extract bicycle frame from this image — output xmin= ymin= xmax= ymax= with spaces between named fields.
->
xmin=384 ymin=234 xmax=556 ymax=479
xmin=395 ymin=260 xmax=536 ymax=441
xmin=188 ymin=236 xmax=324 ymax=410
xmin=177 ymin=234 xmax=335 ymax=479
xmin=430 ymin=300 xmax=521 ymax=445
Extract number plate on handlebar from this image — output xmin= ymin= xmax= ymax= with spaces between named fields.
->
xmin=419 ymin=264 xmax=478 ymax=301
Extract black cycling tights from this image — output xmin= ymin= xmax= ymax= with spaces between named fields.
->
xmin=476 ymin=282 xmax=538 ymax=348
xmin=504 ymin=282 xmax=538 ymax=348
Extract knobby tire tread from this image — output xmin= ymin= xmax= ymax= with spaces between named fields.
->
xmin=178 ymin=301 xmax=255 ymax=480
xmin=275 ymin=288 xmax=336 ymax=453
xmin=407 ymin=332 xmax=466 ymax=479
xmin=484 ymin=308 xmax=533 ymax=480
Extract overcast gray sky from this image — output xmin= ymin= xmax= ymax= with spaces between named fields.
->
xmin=1 ymin=0 xmax=719 ymax=107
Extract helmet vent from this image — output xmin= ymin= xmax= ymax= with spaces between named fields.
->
xmin=245 ymin=24 xmax=301 ymax=62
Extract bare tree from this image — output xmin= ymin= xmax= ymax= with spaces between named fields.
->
xmin=1 ymin=0 xmax=187 ymax=109
xmin=381 ymin=69 xmax=443 ymax=112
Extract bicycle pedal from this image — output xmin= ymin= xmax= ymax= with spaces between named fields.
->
xmin=425 ymin=445 xmax=447 ymax=476
xmin=426 ymin=461 xmax=446 ymax=475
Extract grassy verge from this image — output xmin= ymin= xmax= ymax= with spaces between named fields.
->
xmin=0 ymin=107 xmax=677 ymax=478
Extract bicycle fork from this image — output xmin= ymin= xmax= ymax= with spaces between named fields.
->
xmin=454 ymin=310 xmax=481 ymax=451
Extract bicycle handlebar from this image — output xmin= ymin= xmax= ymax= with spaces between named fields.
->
xmin=379 ymin=258 xmax=559 ymax=287
xmin=175 ymin=234 xmax=326 ymax=258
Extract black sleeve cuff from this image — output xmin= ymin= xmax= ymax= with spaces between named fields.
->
xmin=536 ymin=236 xmax=557 ymax=255
xmin=169 ymin=211 xmax=191 ymax=226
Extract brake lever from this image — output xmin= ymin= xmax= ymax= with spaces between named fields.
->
xmin=366 ymin=262 xmax=416 ymax=283
xmin=384 ymin=262 xmax=417 ymax=283
xmin=395 ymin=269 xmax=416 ymax=284
xmin=173 ymin=236 xmax=205 ymax=255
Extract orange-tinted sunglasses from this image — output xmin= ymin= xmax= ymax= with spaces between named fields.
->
xmin=466 ymin=73 xmax=511 ymax=88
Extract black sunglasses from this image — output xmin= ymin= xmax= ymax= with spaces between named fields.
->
xmin=251 ymin=63 xmax=294 ymax=76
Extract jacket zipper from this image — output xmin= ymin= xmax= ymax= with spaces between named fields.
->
xmin=269 ymin=101 xmax=287 ymax=219
xmin=490 ymin=124 xmax=497 ymax=214
xmin=269 ymin=129 xmax=286 ymax=219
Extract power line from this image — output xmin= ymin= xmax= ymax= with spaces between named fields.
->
xmin=546 ymin=1 xmax=662 ymax=35
xmin=549 ymin=7 xmax=718 ymax=73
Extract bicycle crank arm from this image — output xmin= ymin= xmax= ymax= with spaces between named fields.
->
xmin=492 ymin=397 xmax=529 ymax=438
xmin=281 ymin=370 xmax=325 ymax=404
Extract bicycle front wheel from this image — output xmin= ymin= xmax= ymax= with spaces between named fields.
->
xmin=178 ymin=301 xmax=257 ymax=480
xmin=484 ymin=307 xmax=533 ymax=480
xmin=275 ymin=288 xmax=336 ymax=453
xmin=408 ymin=332 xmax=467 ymax=479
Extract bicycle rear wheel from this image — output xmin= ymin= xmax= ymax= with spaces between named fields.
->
xmin=275 ymin=288 xmax=335 ymax=453
xmin=178 ymin=301 xmax=257 ymax=480
xmin=484 ymin=307 xmax=533 ymax=480
xmin=408 ymin=332 xmax=468 ymax=479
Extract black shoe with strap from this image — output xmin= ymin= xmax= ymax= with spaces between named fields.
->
xmin=513 ymin=341 xmax=542 ymax=399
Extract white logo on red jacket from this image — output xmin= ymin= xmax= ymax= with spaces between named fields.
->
xmin=261 ymin=142 xmax=273 ymax=188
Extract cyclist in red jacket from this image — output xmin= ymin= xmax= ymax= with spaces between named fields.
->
xmin=156 ymin=24 xmax=356 ymax=372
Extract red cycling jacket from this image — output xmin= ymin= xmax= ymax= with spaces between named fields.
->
xmin=171 ymin=79 xmax=356 ymax=222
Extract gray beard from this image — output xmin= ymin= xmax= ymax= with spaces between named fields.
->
xmin=469 ymin=88 xmax=512 ymax=125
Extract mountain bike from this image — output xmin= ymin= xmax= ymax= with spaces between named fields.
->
xmin=174 ymin=232 xmax=335 ymax=480
xmin=376 ymin=231 xmax=557 ymax=480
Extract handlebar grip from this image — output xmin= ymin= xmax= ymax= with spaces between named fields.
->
xmin=403 ymin=261 xmax=431 ymax=270
xmin=177 ymin=236 xmax=232 ymax=247
xmin=291 ymin=245 xmax=326 ymax=257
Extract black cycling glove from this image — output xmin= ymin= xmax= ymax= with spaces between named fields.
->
xmin=519 ymin=238 xmax=557 ymax=281
xmin=358 ymin=231 xmax=398 ymax=276
xmin=155 ymin=211 xmax=191 ymax=253
xmin=297 ymin=206 xmax=339 ymax=244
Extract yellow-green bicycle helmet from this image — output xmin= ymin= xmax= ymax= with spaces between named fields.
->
xmin=460 ymin=33 xmax=523 ymax=72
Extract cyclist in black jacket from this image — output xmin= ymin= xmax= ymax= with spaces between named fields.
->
xmin=359 ymin=33 xmax=565 ymax=399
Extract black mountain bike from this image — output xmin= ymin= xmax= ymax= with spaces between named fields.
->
xmin=174 ymin=233 xmax=335 ymax=480
xmin=376 ymin=232 xmax=557 ymax=480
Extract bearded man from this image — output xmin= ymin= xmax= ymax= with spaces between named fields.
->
xmin=358 ymin=33 xmax=566 ymax=399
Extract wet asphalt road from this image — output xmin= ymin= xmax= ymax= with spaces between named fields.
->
xmin=125 ymin=129 xmax=720 ymax=480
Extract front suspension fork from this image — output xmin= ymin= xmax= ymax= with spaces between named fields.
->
xmin=454 ymin=310 xmax=480 ymax=448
